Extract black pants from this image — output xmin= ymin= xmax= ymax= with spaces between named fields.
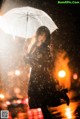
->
xmin=41 ymin=106 xmax=53 ymax=119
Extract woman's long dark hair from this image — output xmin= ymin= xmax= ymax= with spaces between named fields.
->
xmin=29 ymin=26 xmax=51 ymax=54
xmin=36 ymin=26 xmax=51 ymax=46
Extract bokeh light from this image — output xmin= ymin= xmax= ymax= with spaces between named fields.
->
xmin=53 ymin=51 xmax=71 ymax=88
xmin=15 ymin=70 xmax=21 ymax=76
xmin=58 ymin=70 xmax=66 ymax=78
xmin=65 ymin=107 xmax=72 ymax=119
xmin=73 ymin=73 xmax=78 ymax=80
xmin=0 ymin=94 xmax=5 ymax=99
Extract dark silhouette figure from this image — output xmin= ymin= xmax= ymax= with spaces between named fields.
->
xmin=24 ymin=26 xmax=69 ymax=119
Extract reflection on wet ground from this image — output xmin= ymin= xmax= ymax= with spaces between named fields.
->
xmin=49 ymin=101 xmax=80 ymax=119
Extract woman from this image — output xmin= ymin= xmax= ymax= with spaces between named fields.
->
xmin=24 ymin=26 xmax=69 ymax=119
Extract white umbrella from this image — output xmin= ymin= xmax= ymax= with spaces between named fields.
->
xmin=0 ymin=6 xmax=58 ymax=38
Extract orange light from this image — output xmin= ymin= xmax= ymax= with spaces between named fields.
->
xmin=6 ymin=101 xmax=11 ymax=105
xmin=53 ymin=51 xmax=71 ymax=88
xmin=0 ymin=94 xmax=5 ymax=99
xmin=58 ymin=70 xmax=66 ymax=78
xmin=65 ymin=107 xmax=72 ymax=119
xmin=73 ymin=73 xmax=78 ymax=80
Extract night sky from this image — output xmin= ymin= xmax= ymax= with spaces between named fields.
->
xmin=0 ymin=0 xmax=80 ymax=72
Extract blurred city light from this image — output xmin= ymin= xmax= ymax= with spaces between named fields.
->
xmin=15 ymin=70 xmax=21 ymax=76
xmin=0 ymin=94 xmax=5 ymax=99
xmin=58 ymin=70 xmax=66 ymax=78
xmin=25 ymin=98 xmax=28 ymax=104
xmin=6 ymin=101 xmax=11 ymax=105
xmin=53 ymin=52 xmax=71 ymax=88
xmin=37 ymin=108 xmax=42 ymax=112
xmin=22 ymin=98 xmax=28 ymax=104
xmin=17 ymin=100 xmax=21 ymax=104
xmin=73 ymin=73 xmax=78 ymax=80
xmin=65 ymin=107 xmax=72 ymax=119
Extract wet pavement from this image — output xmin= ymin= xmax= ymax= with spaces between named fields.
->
xmin=49 ymin=101 xmax=80 ymax=119
xmin=27 ymin=100 xmax=80 ymax=119
xmin=1 ymin=97 xmax=80 ymax=119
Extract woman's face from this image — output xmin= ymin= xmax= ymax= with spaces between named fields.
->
xmin=37 ymin=33 xmax=47 ymax=43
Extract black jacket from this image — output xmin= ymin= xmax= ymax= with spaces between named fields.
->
xmin=24 ymin=43 xmax=61 ymax=108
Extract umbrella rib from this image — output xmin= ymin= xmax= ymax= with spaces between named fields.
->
xmin=13 ymin=13 xmax=42 ymax=18
xmin=11 ymin=13 xmax=43 ymax=24
xmin=14 ymin=14 xmax=42 ymax=23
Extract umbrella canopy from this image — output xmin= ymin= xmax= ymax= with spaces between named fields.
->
xmin=0 ymin=6 xmax=58 ymax=38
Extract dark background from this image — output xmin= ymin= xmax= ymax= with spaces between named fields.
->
xmin=0 ymin=0 xmax=80 ymax=73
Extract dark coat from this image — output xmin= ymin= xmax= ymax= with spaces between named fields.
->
xmin=25 ymin=43 xmax=61 ymax=108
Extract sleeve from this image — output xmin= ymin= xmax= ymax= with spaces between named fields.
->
xmin=23 ymin=38 xmax=32 ymax=57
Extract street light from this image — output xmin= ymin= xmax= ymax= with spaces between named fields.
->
xmin=58 ymin=70 xmax=66 ymax=78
